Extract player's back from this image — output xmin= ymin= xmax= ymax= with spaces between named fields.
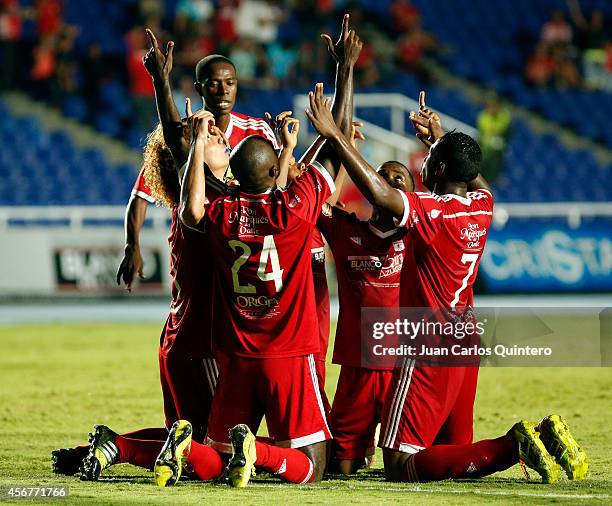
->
xmin=206 ymin=163 xmax=335 ymax=358
xmin=398 ymin=189 xmax=493 ymax=310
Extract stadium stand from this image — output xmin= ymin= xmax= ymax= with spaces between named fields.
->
xmin=0 ymin=0 xmax=609 ymax=207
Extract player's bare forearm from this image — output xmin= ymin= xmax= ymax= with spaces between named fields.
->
xmin=124 ymin=195 xmax=148 ymax=248
xmin=179 ymin=138 xmax=206 ymax=228
xmin=326 ymin=165 xmax=347 ymax=206
xmin=277 ymin=145 xmax=295 ymax=188
xmin=467 ymin=173 xmax=493 ymax=194
xmin=328 ymin=133 xmax=405 ymax=217
xmin=332 ymin=63 xmax=353 ymax=134
xmin=153 ymin=78 xmax=188 ymax=166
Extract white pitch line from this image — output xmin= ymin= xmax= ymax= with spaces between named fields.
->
xmin=247 ymin=483 xmax=610 ymax=500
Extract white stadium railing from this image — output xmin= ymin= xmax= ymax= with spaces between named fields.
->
xmin=0 ymin=203 xmax=611 ymax=231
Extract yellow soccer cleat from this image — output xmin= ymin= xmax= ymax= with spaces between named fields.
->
xmin=538 ymin=415 xmax=588 ymax=480
xmin=154 ymin=420 xmax=193 ymax=487
xmin=228 ymin=424 xmax=257 ymax=488
xmin=508 ymin=420 xmax=560 ymax=484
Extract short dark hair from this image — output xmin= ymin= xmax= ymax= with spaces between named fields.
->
xmin=230 ymin=135 xmax=278 ymax=188
xmin=195 ymin=55 xmax=236 ymax=82
xmin=432 ymin=131 xmax=481 ymax=182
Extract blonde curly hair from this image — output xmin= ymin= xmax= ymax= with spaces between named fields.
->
xmin=142 ymin=124 xmax=180 ymax=209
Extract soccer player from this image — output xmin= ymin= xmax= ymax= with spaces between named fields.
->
xmin=116 ymin=28 xmax=278 ymax=292
xmin=320 ymin=159 xmax=414 ymax=475
xmin=305 ymin=86 xmax=588 ymax=483
xmin=51 ymin=121 xmax=233 ymax=480
xmin=153 ymin=20 xmax=363 ymax=489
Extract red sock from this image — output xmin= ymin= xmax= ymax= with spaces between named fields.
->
xmin=255 ymin=442 xmax=314 ymax=484
xmin=120 ymin=427 xmax=168 ymax=440
xmin=186 ymin=441 xmax=224 ymax=481
xmin=115 ymin=436 xmax=165 ymax=469
xmin=406 ymin=435 xmax=518 ymax=482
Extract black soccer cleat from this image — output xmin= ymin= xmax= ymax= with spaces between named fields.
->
xmin=80 ymin=425 xmax=120 ymax=481
xmin=51 ymin=446 xmax=90 ymax=475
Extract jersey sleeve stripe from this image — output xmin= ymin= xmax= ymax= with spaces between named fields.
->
xmin=310 ymin=161 xmax=336 ymax=194
xmin=442 ymin=210 xmax=493 ymax=219
xmin=131 ymin=189 xmax=155 ymax=203
xmin=393 ymin=189 xmax=410 ymax=228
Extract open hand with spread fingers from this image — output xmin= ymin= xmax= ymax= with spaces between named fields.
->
xmin=143 ymin=28 xmax=174 ymax=82
xmin=409 ymin=91 xmax=445 ymax=147
xmin=305 ymin=83 xmax=340 ymax=139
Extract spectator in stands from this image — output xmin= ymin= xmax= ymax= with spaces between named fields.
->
xmin=35 ymin=0 xmax=61 ymax=38
xmin=30 ymin=35 xmax=56 ymax=97
xmin=526 ymin=43 xmax=555 ymax=86
xmin=174 ymin=23 xmax=215 ymax=73
xmin=477 ymin=97 xmax=511 ymax=183
xmin=229 ymin=37 xmax=270 ymax=86
xmin=267 ymin=39 xmax=298 ymax=84
xmin=235 ymin=0 xmax=284 ymax=46
xmin=0 ymin=0 xmax=23 ymax=90
xmin=390 ymin=0 xmax=420 ymax=35
xmin=214 ymin=0 xmax=238 ymax=46
xmin=540 ymin=10 xmax=573 ymax=49
xmin=396 ymin=25 xmax=436 ymax=82
xmin=83 ymin=42 xmax=111 ymax=108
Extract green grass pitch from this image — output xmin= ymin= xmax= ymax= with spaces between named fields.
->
xmin=0 ymin=322 xmax=610 ymax=504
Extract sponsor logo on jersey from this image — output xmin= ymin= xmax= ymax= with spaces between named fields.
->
xmin=236 ymin=295 xmax=279 ymax=308
xmin=460 ymin=222 xmax=488 ymax=249
xmin=347 ymin=253 xmax=404 ymax=278
xmin=228 ymin=207 xmax=269 ymax=235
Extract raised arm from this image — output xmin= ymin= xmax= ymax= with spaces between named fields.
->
xmin=143 ymin=29 xmax=189 ymax=166
xmin=306 ymin=84 xmax=405 ymax=218
xmin=410 ymin=91 xmax=492 ymax=193
xmin=301 ymin=14 xmax=362 ymax=176
xmin=179 ymin=102 xmax=214 ymax=229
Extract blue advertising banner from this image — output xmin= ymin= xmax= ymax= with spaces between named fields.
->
xmin=479 ymin=219 xmax=611 ymax=292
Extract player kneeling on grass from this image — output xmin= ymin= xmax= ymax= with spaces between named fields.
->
xmin=51 ymin=123 xmax=232 ymax=481
xmin=305 ymin=84 xmax=589 ymax=483
xmin=153 ymin=109 xmax=338 ymax=488
xmin=318 ymin=131 xmax=417 ymax=474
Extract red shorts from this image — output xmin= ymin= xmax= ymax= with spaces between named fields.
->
xmin=158 ymin=347 xmax=218 ymax=443
xmin=331 ymin=366 xmax=394 ymax=460
xmin=314 ymin=358 xmax=331 ymax=416
xmin=380 ymin=359 xmax=478 ymax=453
xmin=206 ymin=354 xmax=332 ymax=453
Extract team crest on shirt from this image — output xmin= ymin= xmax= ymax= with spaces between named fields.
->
xmin=289 ymin=195 xmax=301 ymax=208
xmin=430 ymin=209 xmax=442 ymax=219
xmin=393 ymin=240 xmax=405 ymax=252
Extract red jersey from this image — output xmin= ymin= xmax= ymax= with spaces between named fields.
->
xmin=205 ymin=163 xmax=335 ymax=358
xmin=396 ymin=189 xmax=494 ymax=309
xmin=160 ymin=207 xmax=214 ymax=358
xmin=318 ymin=205 xmax=409 ymax=369
xmin=311 ymin=228 xmax=329 ymax=362
xmin=131 ymin=111 xmax=279 ymax=201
